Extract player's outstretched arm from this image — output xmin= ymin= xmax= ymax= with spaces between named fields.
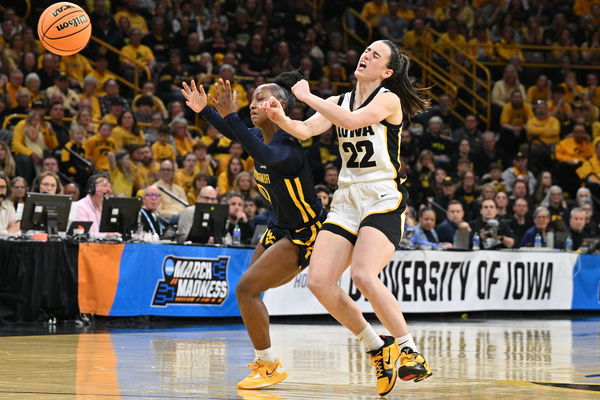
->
xmin=261 ymin=96 xmax=333 ymax=141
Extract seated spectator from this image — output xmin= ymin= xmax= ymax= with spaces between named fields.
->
xmin=555 ymin=208 xmax=587 ymax=251
xmin=559 ymin=71 xmax=585 ymax=105
xmin=131 ymin=81 xmax=168 ymax=119
xmin=540 ymin=185 xmax=568 ymax=232
xmin=60 ymin=125 xmax=90 ymax=188
xmin=174 ymin=152 xmax=198 ymax=194
xmin=499 ymin=90 xmax=532 ymax=156
xmin=133 ymin=145 xmax=160 ymax=192
xmin=576 ymin=137 xmax=600 ymax=187
xmin=495 ymin=191 xmax=511 ymax=222
xmin=502 ymin=152 xmax=537 ymax=194
xmin=73 ymin=174 xmax=113 ymax=236
xmin=455 ymin=171 xmax=479 ymax=212
xmin=553 ymin=124 xmax=594 ymax=197
xmin=323 ymin=164 xmax=339 ymax=194
xmin=533 ymin=170 xmax=553 ymax=206
xmin=509 ymin=178 xmax=532 ymax=205
xmin=155 ymin=159 xmax=187 ymax=219
xmin=9 ymin=176 xmax=26 ymax=211
xmin=217 ymin=156 xmax=243 ymax=195
xmin=435 ymin=200 xmax=467 ymax=244
xmin=171 ymin=117 xmax=197 ymax=159
xmin=508 ymin=198 xmax=532 ymax=247
xmin=132 ymin=95 xmax=154 ymax=130
xmin=411 ymin=207 xmax=450 ymax=249
xmin=120 ymin=27 xmax=156 ymax=82
xmin=112 ymin=111 xmax=145 ymax=150
xmin=547 ymin=86 xmax=572 ymax=123
xmin=378 ymin=1 xmax=408 ymax=43
xmin=473 ymin=131 xmax=509 ymax=176
xmin=231 ymin=171 xmax=258 ymax=199
xmin=0 ymin=140 xmax=15 ymax=178
xmin=100 ymin=79 xmax=129 ymax=116
xmin=452 ymin=114 xmax=482 ymax=149
xmin=78 ymin=76 xmax=102 ymax=121
xmin=0 ymin=174 xmax=19 ymax=234
xmin=525 ymin=100 xmax=561 ymax=149
xmin=403 ymin=18 xmax=434 ymax=60
xmin=177 ymin=185 xmax=220 ymax=241
xmin=151 ymin=126 xmax=176 ymax=162
xmin=421 ymin=116 xmax=451 ymax=169
xmin=192 ymin=142 xmax=216 ymax=176
xmin=527 ymin=74 xmax=552 ymax=105
xmin=468 ymin=24 xmax=494 ymax=61
xmin=108 ymin=150 xmax=135 ymax=197
xmin=139 ymin=186 xmax=167 ymax=238
xmin=45 ymin=72 xmax=79 ymax=116
xmin=63 ymin=182 xmax=81 ymax=202
xmin=157 ymin=49 xmax=189 ymax=105
xmin=222 ymin=192 xmax=254 ymax=244
xmin=186 ymin=173 xmax=211 ymax=205
xmin=207 ymin=64 xmax=249 ymax=112
xmin=480 ymin=162 xmax=506 ymax=193
xmin=100 ymin=97 xmax=125 ymax=127
xmin=469 ymin=199 xmax=515 ymax=249
xmin=520 ymin=206 xmax=552 ymax=247
xmin=314 ymin=184 xmax=331 ymax=212
xmin=492 ymin=65 xmax=526 ymax=109
xmin=4 ymin=70 xmax=25 ymax=109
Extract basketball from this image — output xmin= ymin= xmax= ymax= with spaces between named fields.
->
xmin=37 ymin=2 xmax=91 ymax=56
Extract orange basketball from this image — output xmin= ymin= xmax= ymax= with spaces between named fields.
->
xmin=38 ymin=2 xmax=91 ymax=56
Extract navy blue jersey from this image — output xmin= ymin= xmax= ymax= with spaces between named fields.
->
xmin=201 ymin=107 xmax=322 ymax=230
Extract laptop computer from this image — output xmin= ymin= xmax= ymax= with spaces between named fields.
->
xmin=67 ymin=220 xmax=93 ymax=236
xmin=453 ymin=229 xmax=471 ymax=250
xmin=251 ymin=224 xmax=268 ymax=246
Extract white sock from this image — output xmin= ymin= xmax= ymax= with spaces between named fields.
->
xmin=396 ymin=333 xmax=419 ymax=353
xmin=255 ymin=348 xmax=276 ymax=363
xmin=356 ymin=324 xmax=384 ymax=352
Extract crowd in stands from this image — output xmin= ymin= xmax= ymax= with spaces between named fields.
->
xmin=0 ymin=0 xmax=598 ymax=251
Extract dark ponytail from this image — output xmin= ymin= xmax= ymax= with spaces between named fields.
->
xmin=381 ymin=40 xmax=430 ymax=120
xmin=267 ymin=70 xmax=303 ymax=115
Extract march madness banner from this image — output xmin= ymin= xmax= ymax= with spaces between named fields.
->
xmin=78 ymin=243 xmax=253 ymax=316
xmin=263 ymin=250 xmax=580 ymax=314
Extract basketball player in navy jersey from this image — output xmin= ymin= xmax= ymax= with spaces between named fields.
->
xmin=181 ymin=73 xmax=324 ymax=390
xmin=262 ymin=40 xmax=432 ymax=396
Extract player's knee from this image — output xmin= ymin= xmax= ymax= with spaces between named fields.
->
xmin=236 ymin=275 xmax=261 ymax=298
xmin=350 ymin=267 xmax=377 ymax=293
xmin=307 ymin=273 xmax=328 ymax=297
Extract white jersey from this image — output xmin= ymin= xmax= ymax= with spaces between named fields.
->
xmin=334 ymin=87 xmax=403 ymax=187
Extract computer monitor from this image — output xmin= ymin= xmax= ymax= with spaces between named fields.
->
xmin=187 ymin=203 xmax=229 ymax=244
xmin=21 ymin=193 xmax=72 ymax=234
xmin=99 ymin=196 xmax=142 ymax=240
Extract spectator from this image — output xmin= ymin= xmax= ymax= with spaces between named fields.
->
xmin=509 ymin=178 xmax=531 ymax=205
xmin=171 ymin=117 xmax=197 ymax=158
xmin=139 ymin=185 xmax=167 ymax=238
xmin=47 ymin=101 xmax=69 ymax=149
xmin=556 ymin=208 xmax=587 ymax=250
xmin=360 ymin=0 xmax=389 ymax=28
xmin=157 ymin=49 xmax=189 ymax=105
xmin=46 ymin=72 xmax=79 ymax=116
xmin=151 ymin=125 xmax=176 ymax=162
xmin=9 ymin=176 xmax=26 ymax=211
xmin=132 ymin=81 xmax=168 ymax=119
xmin=120 ymin=27 xmax=156 ymax=82
xmin=509 ymin=197 xmax=532 ymax=247
xmin=540 ymin=185 xmax=569 ymax=232
xmin=526 ymin=74 xmax=552 ymax=104
xmin=533 ymin=170 xmax=553 ymax=206
xmin=469 ymin=198 xmax=515 ymax=249
xmin=0 ymin=174 xmax=18 ymax=233
xmin=0 ymin=140 xmax=15 ymax=178
xmin=378 ymin=1 xmax=408 ymax=43
xmin=174 ymin=152 xmax=198 ymax=194
xmin=112 ymin=111 xmax=145 ymax=150
xmin=155 ymin=159 xmax=188 ymax=219
xmin=553 ymin=124 xmax=594 ymax=196
xmin=520 ymin=206 xmax=552 ymax=247
xmin=322 ymin=164 xmax=339 ymax=194
xmin=547 ymin=86 xmax=572 ymax=123
xmin=100 ymin=79 xmax=129 ymax=116
xmin=411 ymin=207 xmax=450 ymax=249
xmin=231 ymin=171 xmax=258 ymax=199
xmin=108 ymin=150 xmax=135 ymax=197
xmin=217 ymin=156 xmax=243 ymax=195
xmin=502 ymin=152 xmax=537 ymax=194
xmin=492 ymin=65 xmax=526 ymax=109
xmin=495 ymin=191 xmax=511 ymax=221
xmin=559 ymin=71 xmax=585 ymax=105
xmin=207 ymin=64 xmax=249 ymax=112
xmin=524 ymin=100 xmax=561 ymax=160
xmin=60 ymin=125 xmax=90 ymax=188
xmin=435 ymin=200 xmax=467 ymax=244
xmin=186 ymin=173 xmax=211 ymax=205
xmin=403 ymin=18 xmax=434 ymax=60
xmin=452 ymin=114 xmax=482 ymax=149
xmin=33 ymin=171 xmax=62 ymax=195
xmin=480 ymin=162 xmax=506 ymax=193
xmin=36 ymin=53 xmax=60 ymax=91
xmin=474 ymin=131 xmax=508 ymax=177
xmin=177 ymin=185 xmax=220 ymax=241
xmin=63 ymin=182 xmax=80 ymax=202
xmin=243 ymin=196 xmax=259 ymax=223
xmin=192 ymin=142 xmax=215 ymax=176
xmin=222 ymin=192 xmax=254 ymax=244
xmin=314 ymin=184 xmax=332 ymax=212
xmin=577 ymin=138 xmax=600 ymax=195
xmin=499 ymin=90 xmax=532 ymax=156
xmin=134 ymin=144 xmax=160 ymax=192
xmin=84 ymin=122 xmax=117 ymax=172
xmin=421 ymin=116 xmax=452 ymax=168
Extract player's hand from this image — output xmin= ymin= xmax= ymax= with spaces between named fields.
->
xmin=181 ymin=80 xmax=207 ymax=113
xmin=291 ymin=79 xmax=311 ymax=102
xmin=210 ymin=78 xmax=238 ymax=117
xmin=260 ymin=96 xmax=286 ymax=123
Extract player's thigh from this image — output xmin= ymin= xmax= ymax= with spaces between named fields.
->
xmin=352 ymin=226 xmax=396 ymax=276
xmin=307 ymin=230 xmax=354 ymax=285
xmin=239 ymin=238 xmax=301 ymax=293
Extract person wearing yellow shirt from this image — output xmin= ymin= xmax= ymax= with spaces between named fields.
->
xmin=151 ymin=126 xmax=176 ymax=162
xmin=134 ymin=144 xmax=160 ymax=192
xmin=361 ymin=0 xmax=389 ymax=27
xmin=526 ymin=74 xmax=552 ymax=104
xmin=84 ymin=122 xmax=117 ymax=171
xmin=120 ymin=27 xmax=156 ymax=80
xmin=107 ymin=149 xmax=136 ymax=197
xmin=559 ymin=71 xmax=585 ymax=105
xmin=217 ymin=156 xmax=244 ymax=195
xmin=495 ymin=26 xmax=524 ymax=62
xmin=574 ymin=0 xmax=594 ymax=16
xmin=61 ymin=125 xmax=91 ymax=186
xmin=525 ymin=101 xmax=561 ymax=146
xmin=4 ymin=70 xmax=25 ymax=109
xmin=468 ymin=26 xmax=494 ymax=61
xmin=171 ymin=117 xmax=197 ymax=158
xmin=396 ymin=0 xmax=415 ymax=21
xmin=132 ymin=81 xmax=168 ymax=119
xmin=79 ymin=76 xmax=102 ymax=121
xmin=554 ymin=125 xmax=595 ymax=196
xmin=207 ymin=65 xmax=249 ymax=112
xmin=584 ymin=72 xmax=600 ymax=108
xmin=402 ymin=18 xmax=434 ymax=60
xmin=111 ymin=111 xmax=145 ymax=150
xmin=547 ymin=86 xmax=572 ymax=123
xmin=174 ymin=152 xmax=198 ymax=194
xmin=437 ymin=20 xmax=467 ymax=56
xmin=500 ymin=90 xmax=533 ymax=155
xmin=60 ymin=53 xmax=94 ymax=88
xmin=114 ymin=5 xmax=148 ymax=34
xmin=577 ymin=137 xmax=600 ymax=183
xmin=85 ymin=55 xmax=117 ymax=97
xmin=193 ymin=142 xmax=215 ymax=176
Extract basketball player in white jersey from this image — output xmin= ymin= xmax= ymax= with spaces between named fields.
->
xmin=262 ymin=40 xmax=432 ymax=396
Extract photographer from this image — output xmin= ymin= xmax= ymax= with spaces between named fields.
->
xmin=469 ymin=199 xmax=515 ymax=249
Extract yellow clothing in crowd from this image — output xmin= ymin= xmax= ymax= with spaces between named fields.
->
xmin=60 ymin=54 xmax=94 ymax=85
xmin=114 ymin=9 xmax=148 ymax=34
xmin=85 ymin=70 xmax=118 ymax=97
xmin=207 ymin=82 xmax=249 ymax=111
xmin=554 ymin=137 xmax=594 ymax=163
xmin=11 ymin=120 xmax=58 ymax=156
xmin=468 ymin=38 xmax=494 ymax=60
xmin=403 ymin=30 xmax=434 ymax=59
xmin=500 ymin=103 xmax=533 ymax=127
xmin=526 ymin=85 xmax=551 ymax=104
xmin=111 ymin=126 xmax=145 ymax=149
xmin=361 ymin=1 xmax=389 ymax=27
xmin=134 ymin=162 xmax=160 ymax=191
xmin=525 ymin=116 xmax=561 ymax=145
xmin=559 ymin=83 xmax=585 ymax=104
xmin=437 ymin=33 xmax=467 ymax=55
xmin=174 ymin=169 xmax=195 ymax=194
xmin=151 ymin=141 xmax=176 ymax=162
xmin=576 ymin=138 xmax=600 ymax=182
xmin=84 ymin=134 xmax=117 ymax=171
xmin=78 ymin=93 xmax=102 ymax=120
xmin=120 ymin=44 xmax=155 ymax=67
xmin=174 ymin=136 xmax=197 ymax=157
xmin=110 ymin=167 xmax=135 ymax=197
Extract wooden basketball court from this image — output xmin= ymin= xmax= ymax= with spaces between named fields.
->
xmin=0 ymin=317 xmax=599 ymax=399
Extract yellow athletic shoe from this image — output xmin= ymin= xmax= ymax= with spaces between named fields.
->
xmin=398 ymin=347 xmax=432 ymax=382
xmin=368 ymin=335 xmax=400 ymax=396
xmin=237 ymin=358 xmax=288 ymax=390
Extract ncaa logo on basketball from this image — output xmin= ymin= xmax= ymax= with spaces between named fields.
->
xmin=152 ymin=255 xmax=230 ymax=307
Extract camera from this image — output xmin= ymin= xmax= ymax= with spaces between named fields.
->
xmin=481 ymin=219 xmax=501 ymax=249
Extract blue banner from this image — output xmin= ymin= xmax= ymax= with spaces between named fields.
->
xmin=571 ymin=255 xmax=600 ymax=310
xmin=109 ymin=244 xmax=254 ymax=316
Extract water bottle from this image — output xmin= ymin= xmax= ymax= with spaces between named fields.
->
xmin=546 ymin=231 xmax=554 ymax=249
xmin=232 ymin=224 xmax=241 ymax=245
xmin=472 ymin=232 xmax=480 ymax=250
xmin=534 ymin=233 xmax=542 ymax=248
xmin=565 ymin=235 xmax=573 ymax=252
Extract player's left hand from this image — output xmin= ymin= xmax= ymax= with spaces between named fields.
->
xmin=260 ymin=96 xmax=286 ymax=123
xmin=291 ymin=79 xmax=311 ymax=102
xmin=210 ymin=78 xmax=238 ymax=117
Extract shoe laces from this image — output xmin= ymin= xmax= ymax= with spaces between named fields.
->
xmin=370 ymin=354 xmax=385 ymax=378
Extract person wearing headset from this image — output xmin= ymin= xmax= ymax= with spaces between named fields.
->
xmin=73 ymin=173 xmax=113 ymax=236
xmin=0 ymin=174 xmax=19 ymax=233
xmin=32 ymin=171 xmax=63 ymax=195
